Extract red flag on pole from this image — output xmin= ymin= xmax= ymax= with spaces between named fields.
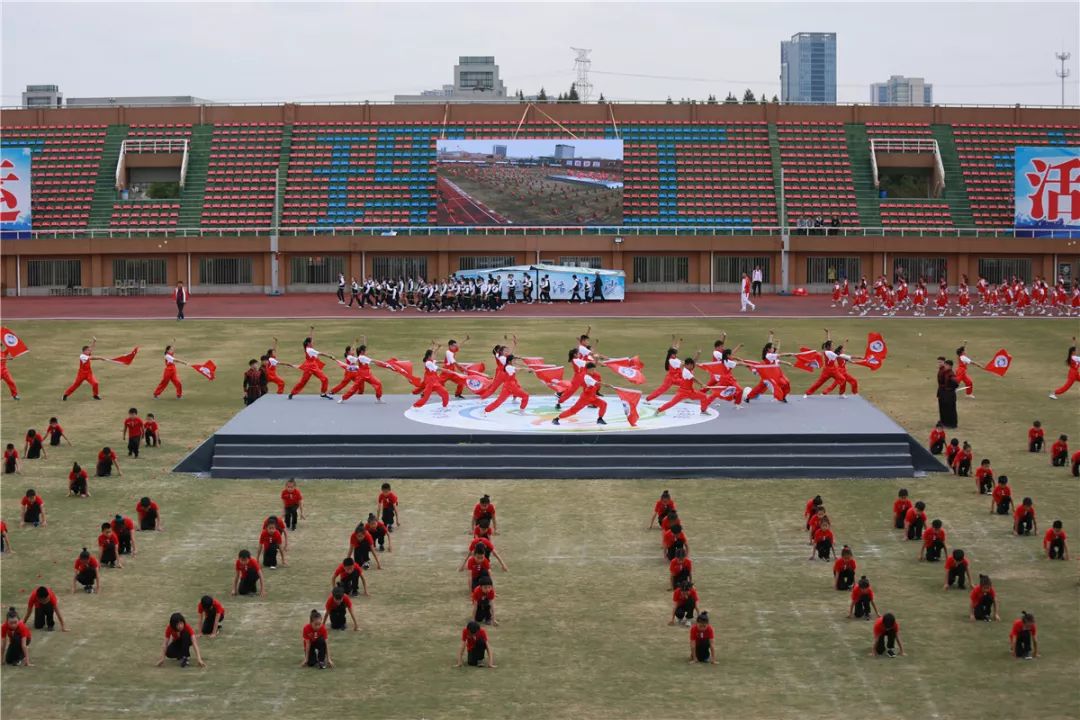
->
xmin=459 ymin=361 xmax=486 ymax=375
xmin=864 ymin=333 xmax=888 ymax=361
xmin=614 ymin=386 xmax=642 ymax=427
xmin=380 ymin=358 xmax=420 ymax=387
xmin=110 ymin=347 xmax=139 ymax=365
xmin=464 ymin=370 xmax=493 ymax=395
xmin=793 ymin=347 xmax=823 ymax=373
xmin=520 ymin=357 xmax=547 ymax=369
xmin=0 ymin=327 xmax=29 ymax=358
xmin=534 ymin=365 xmax=570 ymax=394
xmin=853 ymin=356 xmax=884 ymax=371
xmin=602 ymin=356 xmax=646 ymax=385
xmin=983 ymin=349 xmax=1012 ymax=377
xmin=190 ymin=360 xmax=216 ymax=380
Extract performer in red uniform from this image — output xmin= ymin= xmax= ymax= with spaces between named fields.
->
xmin=0 ymin=347 xmax=18 ymax=400
xmin=743 ymin=333 xmax=794 ymax=403
xmin=413 ymin=348 xmax=450 ymax=409
xmin=804 ymin=331 xmax=846 ymax=397
xmin=288 ymin=329 xmax=335 ymax=399
xmin=339 ymin=342 xmax=384 ymax=403
xmin=656 ymin=358 xmax=711 ymax=414
xmin=440 ymin=336 xmax=471 ymax=399
xmin=552 ymin=363 xmax=607 ymax=425
xmin=953 ymin=345 xmax=981 ymax=398
xmin=153 ymin=344 xmax=189 ymax=399
xmin=265 ymin=339 xmax=296 ymax=395
xmin=703 ymin=347 xmax=745 ymax=409
xmin=1049 ymin=340 xmax=1079 ymax=399
xmin=483 ymin=356 xmax=531 ymax=413
xmin=646 ymin=340 xmax=686 ymax=402
xmin=63 ymin=338 xmax=119 ymax=400
xmin=330 ymin=342 xmax=362 ymax=395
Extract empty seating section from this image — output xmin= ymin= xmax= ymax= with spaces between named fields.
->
xmin=127 ymin=123 xmax=193 ymax=140
xmin=953 ymin=124 xmax=1080 ymax=227
xmin=776 ymin=123 xmax=858 ymax=226
xmin=202 ymin=122 xmax=282 ymax=228
xmin=0 ymin=125 xmax=106 ymax=230
xmin=109 ymin=202 xmax=180 ymax=229
xmin=284 ymin=122 xmax=440 ymax=227
xmin=864 ymin=122 xmax=933 ymax=139
xmin=879 ymin=201 xmax=953 ymax=227
xmin=622 ymin=122 xmax=777 ymax=226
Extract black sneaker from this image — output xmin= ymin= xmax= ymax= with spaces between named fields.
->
xmin=886 ymin=649 xmax=896 ymax=658
xmin=597 ymin=418 xmax=607 ymax=425
xmin=93 ymin=396 xmax=102 ymax=400
xmin=552 ymin=418 xmax=560 ymax=425
xmin=180 ymin=656 xmax=189 ymax=668
xmin=318 ymin=660 xmax=326 ymax=669
xmin=62 ymin=395 xmax=68 ymax=401
xmin=288 ymin=393 xmax=294 ymax=400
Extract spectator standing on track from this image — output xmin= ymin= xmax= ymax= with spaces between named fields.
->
xmin=752 ymin=266 xmax=763 ymax=297
xmin=336 ymin=274 xmax=346 ymax=304
xmin=740 ymin=273 xmax=757 ymax=312
xmin=593 ymin=272 xmax=606 ymax=302
xmin=174 ymin=281 xmax=188 ymax=321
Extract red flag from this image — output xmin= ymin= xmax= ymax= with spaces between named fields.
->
xmin=459 ymin=361 xmax=486 ymax=375
xmin=0 ymin=327 xmax=29 ymax=358
xmin=534 ymin=365 xmax=570 ymax=393
xmin=381 ymin=358 xmax=420 ymax=387
xmin=864 ymin=333 xmax=888 ymax=361
xmin=190 ymin=360 xmax=216 ymax=381
xmin=520 ymin=356 xmax=547 ymax=369
xmin=793 ymin=347 xmax=823 ymax=373
xmin=602 ymin=356 xmax=646 ymax=385
xmin=983 ymin=349 xmax=1012 ymax=377
xmin=853 ymin=356 xmax=884 ymax=372
xmin=614 ymin=387 xmax=642 ymax=427
xmin=464 ymin=370 xmax=493 ymax=395
xmin=698 ymin=361 xmax=725 ymax=378
xmin=110 ymin=347 xmax=139 ymax=365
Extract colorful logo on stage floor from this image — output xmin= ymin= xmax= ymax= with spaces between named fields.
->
xmin=405 ymin=396 xmax=719 ymax=433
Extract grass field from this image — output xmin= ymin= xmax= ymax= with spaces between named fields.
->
xmin=0 ymin=316 xmax=1078 ymax=720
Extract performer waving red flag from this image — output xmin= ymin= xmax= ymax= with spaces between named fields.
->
xmin=413 ymin=346 xmax=450 ymax=409
xmin=340 ymin=342 xmax=384 ymax=403
xmin=289 ymin=328 xmax=335 ymax=400
xmin=483 ymin=356 xmax=531 ymax=413
xmin=553 ymin=363 xmax=607 ymax=426
xmin=153 ymin=344 xmax=189 ymax=399
xmin=0 ymin=327 xmax=26 ymax=400
xmin=63 ymin=337 xmax=126 ymax=401
xmin=190 ymin=360 xmax=216 ymax=381
xmin=983 ymin=349 xmax=1012 ymax=377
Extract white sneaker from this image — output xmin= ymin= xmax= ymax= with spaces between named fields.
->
xmin=802 ymin=394 xmax=809 ymax=399
xmin=1049 ymin=393 xmax=1058 ymax=400
xmin=337 ymin=398 xmax=344 ymax=404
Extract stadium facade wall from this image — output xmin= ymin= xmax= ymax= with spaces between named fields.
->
xmin=3 ymin=103 xmax=1078 ymax=295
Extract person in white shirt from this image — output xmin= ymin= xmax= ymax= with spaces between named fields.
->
xmin=751 ymin=266 xmax=764 ymax=297
xmin=153 ymin=344 xmax=189 ymax=400
xmin=740 ymin=273 xmax=757 ymax=312
xmin=441 ymin=336 xmax=471 ymax=399
xmin=336 ymin=274 xmax=346 ymax=304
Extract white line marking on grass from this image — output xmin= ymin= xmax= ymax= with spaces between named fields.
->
xmin=824 ymin=614 xmax=889 ymax=714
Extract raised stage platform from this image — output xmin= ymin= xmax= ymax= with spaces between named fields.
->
xmin=175 ymin=394 xmax=946 ymax=480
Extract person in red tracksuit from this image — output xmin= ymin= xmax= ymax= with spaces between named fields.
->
xmin=72 ymin=548 xmax=100 ymax=593
xmin=484 ymin=356 xmax=531 ymax=413
xmin=347 ymin=523 xmax=383 ymax=571
xmin=669 ymin=548 xmax=693 ymax=590
xmin=289 ymin=330 xmax=336 ymax=399
xmin=153 ymin=345 xmax=188 ymax=399
xmin=804 ymin=331 xmax=847 ymax=397
xmin=954 ymin=345 xmax=981 ymax=398
xmin=330 ymin=343 xmax=361 ymax=395
xmin=552 ymin=363 xmax=607 ymax=426
xmin=703 ymin=346 xmax=745 ymax=409
xmin=325 ymin=585 xmax=359 ymax=632
xmin=301 ymin=610 xmax=333 ymax=668
xmin=158 ymin=613 xmax=205 ymax=667
xmin=1048 ymin=342 xmax=1078 ymax=399
xmin=2 ymin=607 xmax=32 ymax=666
xmin=413 ymin=348 xmax=450 ymax=409
xmin=97 ymin=522 xmax=123 ymax=569
xmin=472 ymin=576 xmax=498 ymax=626
xmin=656 ymin=358 xmax=711 ymax=415
xmin=440 ymin=336 xmax=471 ymax=399
xmin=1 ymin=348 xmax=19 ymax=400
xmin=339 ymin=343 xmax=384 ymax=404
xmin=459 ymin=535 xmax=509 ymax=573
xmin=904 ymin=501 xmax=927 ymax=541
xmin=646 ymin=341 xmax=686 ymax=402
xmin=63 ymin=338 xmax=119 ymax=401
xmin=479 ymin=338 xmax=517 ymax=400
xmin=919 ymin=519 xmax=947 ymax=562
xmin=975 ymin=459 xmax=995 ymax=495
xmin=258 ymin=519 xmax=287 ymax=569
xmin=743 ymin=334 xmax=795 ymax=403
xmin=804 ymin=495 xmax=823 ymax=530
xmin=265 ymin=339 xmax=296 ymax=395
xmin=24 ymin=586 xmax=67 ymax=632
xmin=556 ymin=349 xmax=588 ymax=409
xmin=462 ymin=547 xmax=493 ymax=591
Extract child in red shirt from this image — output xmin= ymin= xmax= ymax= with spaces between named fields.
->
xmin=810 ymin=520 xmax=836 ymax=561
xmin=377 ymin=482 xmax=399 ymax=531
xmin=669 ymin=580 xmax=699 ymax=626
xmin=804 ymin=495 xmax=823 ymax=530
xmin=157 ymin=613 xmax=205 ymax=668
xmin=45 ymin=417 xmax=70 ymax=447
xmin=20 ymin=489 xmax=45 ymax=527
xmin=944 ymin=548 xmax=971 ymax=589
xmin=892 ymin=488 xmax=912 ymax=530
xmin=969 ymin=574 xmax=999 ymax=622
xmin=945 ymin=438 xmax=961 ymax=467
xmin=3 ymin=444 xmax=19 ymax=474
xmin=68 ymin=462 xmax=89 ymax=498
xmin=24 ymin=586 xmax=66 ymax=632
xmin=232 ymin=550 xmax=264 ymax=596
xmin=1050 ymin=434 xmax=1069 ymax=466
xmin=651 ymin=489 xmax=677 ymax=529
xmin=920 ymin=519 xmax=947 ymax=562
xmin=143 ymin=414 xmax=161 ymax=447
xmin=872 ymin=613 xmax=904 ymax=657
xmin=1028 ymin=420 xmax=1044 ymax=452
xmin=456 ymin=620 xmax=493 ymax=668
xmin=833 ymin=545 xmax=857 ymax=590
xmin=2 ymin=607 xmax=33 ymax=667
xmin=848 ymin=576 xmax=879 ymax=620
xmin=1013 ymin=497 xmax=1037 ymax=536
xmin=472 ymin=576 xmax=497 ymax=626
xmin=928 ymin=422 xmax=946 ymax=455
xmin=258 ymin=518 xmax=287 ymax=569
xmin=462 ymin=547 xmax=492 ymax=591
xmin=905 ymin=501 xmax=927 ymax=540
xmin=302 ymin=610 xmax=332 ymax=668
xmin=1044 ymin=520 xmax=1069 ymax=560
xmin=73 ymin=548 xmax=100 ymax=593
xmin=97 ymin=522 xmax=122 ymax=569
xmin=669 ymin=548 xmax=693 ymax=590
xmin=136 ymin=497 xmax=162 ymax=531
xmin=281 ymin=479 xmax=304 ymax=531
xmin=471 ymin=495 xmax=497 ymax=534
xmin=1009 ymin=612 xmax=1037 ymax=659
xmin=991 ymin=477 xmax=1013 ymax=515
xmin=123 ymin=408 xmax=144 ymax=459
xmin=95 ymin=447 xmax=122 ymax=477
xmin=324 ymin=585 xmax=358 ymax=631
xmin=197 ymin=595 xmax=225 ymax=636
xmin=952 ymin=441 xmax=972 ymax=476
xmin=975 ymin=459 xmax=994 ymax=495
xmin=689 ymin=612 xmax=717 ymax=664
xmin=331 ymin=557 xmax=367 ymax=597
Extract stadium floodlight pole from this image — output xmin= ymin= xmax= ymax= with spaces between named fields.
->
xmin=1055 ymin=50 xmax=1071 ymax=108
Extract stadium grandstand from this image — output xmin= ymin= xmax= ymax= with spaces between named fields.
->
xmin=1 ymin=102 xmax=1077 ymax=295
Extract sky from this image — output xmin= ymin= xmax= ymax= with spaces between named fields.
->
xmin=2 ymin=1 xmax=1078 ymax=107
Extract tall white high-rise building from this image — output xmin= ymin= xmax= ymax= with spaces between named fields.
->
xmin=871 ymin=76 xmax=934 ymax=106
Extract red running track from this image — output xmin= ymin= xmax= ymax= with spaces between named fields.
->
xmin=3 ymin=293 xmax=846 ymax=320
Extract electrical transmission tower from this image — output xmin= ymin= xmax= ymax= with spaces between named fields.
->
xmin=571 ymin=47 xmax=593 ymax=102
xmin=1055 ymin=50 xmax=1071 ymax=107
